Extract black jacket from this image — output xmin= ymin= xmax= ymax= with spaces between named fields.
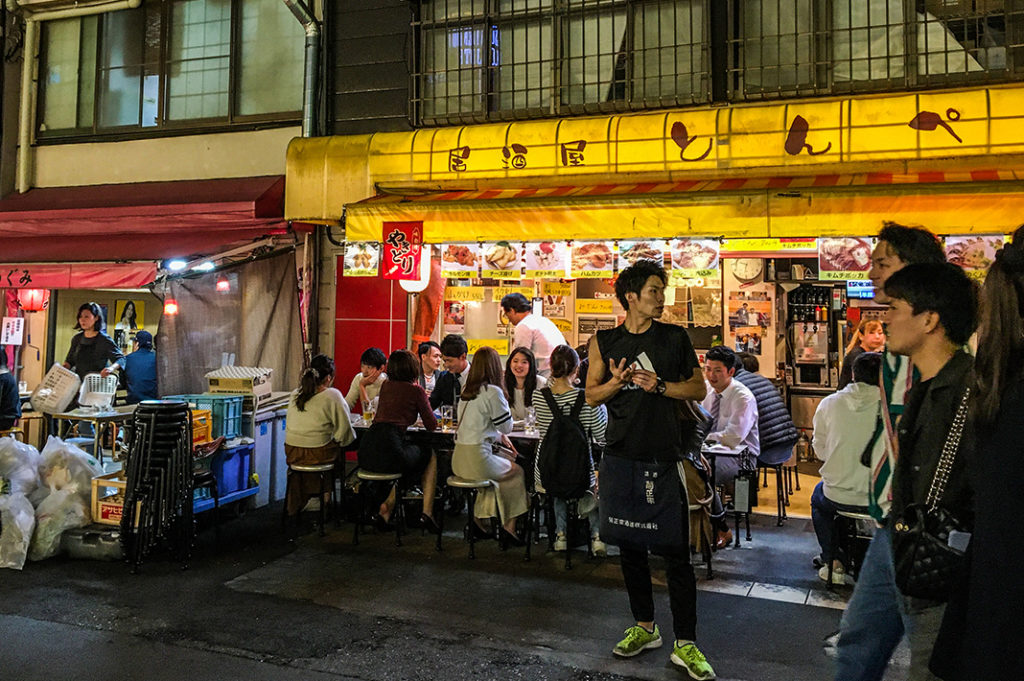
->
xmin=734 ymin=369 xmax=798 ymax=451
xmin=891 ymin=350 xmax=973 ymax=524
xmin=429 ymin=370 xmax=461 ymax=409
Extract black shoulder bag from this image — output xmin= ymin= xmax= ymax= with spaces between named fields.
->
xmin=891 ymin=388 xmax=972 ymax=602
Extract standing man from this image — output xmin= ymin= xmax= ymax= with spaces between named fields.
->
xmin=429 ymin=334 xmax=472 ymax=410
xmin=416 ymin=340 xmax=443 ymax=395
xmin=0 ymin=347 xmax=21 ymax=431
xmin=834 ymin=223 xmax=954 ymax=681
xmin=586 ymin=260 xmax=715 ymax=680
xmin=123 ymin=330 xmax=158 ymax=404
xmin=501 ymin=292 xmax=566 ymax=378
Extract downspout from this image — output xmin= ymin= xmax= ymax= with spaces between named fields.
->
xmin=281 ymin=0 xmax=320 ymax=138
xmin=11 ymin=0 xmax=143 ymax=194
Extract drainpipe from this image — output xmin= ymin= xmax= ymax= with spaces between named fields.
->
xmin=10 ymin=0 xmax=142 ymax=194
xmin=281 ymin=0 xmax=320 ymax=138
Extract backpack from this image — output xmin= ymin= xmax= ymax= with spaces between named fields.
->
xmin=536 ymin=388 xmax=592 ymax=499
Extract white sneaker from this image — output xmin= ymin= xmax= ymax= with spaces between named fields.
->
xmin=818 ymin=564 xmax=851 ymax=585
xmin=302 ymin=498 xmax=321 ymax=512
xmin=591 ymin=537 xmax=607 ymax=557
xmin=553 ymin=532 xmax=567 ymax=551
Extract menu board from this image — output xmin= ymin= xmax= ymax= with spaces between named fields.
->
xmin=945 ymin=235 xmax=1003 ymax=281
xmin=441 ymin=243 xmax=481 ymax=279
xmin=670 ymin=238 xmax=720 ymax=279
xmin=818 ymin=237 xmax=873 ymax=280
xmin=524 ymin=241 xmax=568 ymax=278
xmin=570 ymin=240 xmax=615 ymax=278
xmin=481 ymin=241 xmax=523 ymax=280
xmin=342 ymin=242 xmax=381 ymax=277
xmin=617 ymin=240 xmax=668 ymax=271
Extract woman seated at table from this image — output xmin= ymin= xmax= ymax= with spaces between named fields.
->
xmin=452 ymin=346 xmax=528 ymax=546
xmin=533 ymin=345 xmax=608 ymax=556
xmin=357 ymin=349 xmax=441 ymax=533
xmin=284 ymin=354 xmax=355 ymax=516
xmin=504 ymin=346 xmax=546 ymax=422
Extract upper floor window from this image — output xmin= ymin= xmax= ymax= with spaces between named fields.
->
xmin=412 ymin=0 xmax=709 ymax=125
xmin=38 ymin=0 xmax=305 ymax=139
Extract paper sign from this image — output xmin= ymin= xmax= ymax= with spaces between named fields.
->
xmin=552 ymin=318 xmax=573 ymax=334
xmin=617 ymin=240 xmax=668 ymax=271
xmin=945 ymin=235 xmax=1003 ymax=281
xmin=444 ymin=286 xmax=485 ymax=302
xmin=542 ymin=281 xmax=571 ymax=297
xmin=818 ymin=237 xmax=873 ymax=281
xmin=1 ymin=317 xmax=24 ymax=346
xmin=481 ymin=241 xmax=523 ymax=280
xmin=722 ymin=238 xmax=818 ymax=254
xmin=382 ymin=221 xmax=423 ymax=280
xmin=440 ymin=243 xmax=481 ymax=279
xmin=494 ymin=286 xmax=533 ymax=299
xmin=343 ymin=242 xmax=381 ymax=277
xmin=570 ymin=241 xmax=615 ymax=278
xmin=524 ymin=241 xmax=568 ymax=277
xmin=670 ymin=238 xmax=720 ymax=280
xmin=576 ymin=299 xmax=614 ymax=314
xmin=467 ymin=338 xmax=510 ymax=356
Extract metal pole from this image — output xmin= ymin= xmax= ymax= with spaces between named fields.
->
xmin=281 ymin=0 xmax=321 ymax=138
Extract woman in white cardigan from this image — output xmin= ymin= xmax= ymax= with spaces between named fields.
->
xmin=452 ymin=346 xmax=528 ymax=545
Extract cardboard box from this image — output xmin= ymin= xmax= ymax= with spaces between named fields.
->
xmin=206 ymin=374 xmax=272 ymax=401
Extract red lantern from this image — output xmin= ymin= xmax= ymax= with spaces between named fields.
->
xmin=163 ymin=299 xmax=179 ymax=316
xmin=17 ymin=289 xmax=49 ymax=312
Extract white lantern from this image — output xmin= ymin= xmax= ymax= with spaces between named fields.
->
xmin=399 ymin=245 xmax=433 ymax=293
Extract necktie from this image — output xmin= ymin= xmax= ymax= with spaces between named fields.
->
xmin=710 ymin=391 xmax=722 ymax=431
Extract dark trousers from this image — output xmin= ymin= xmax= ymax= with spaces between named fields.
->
xmin=810 ymin=481 xmax=868 ymax=566
xmin=619 ymin=542 xmax=698 ymax=641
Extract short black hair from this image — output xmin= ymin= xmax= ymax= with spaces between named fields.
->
xmin=878 ymin=222 xmax=946 ymax=266
xmin=386 ymin=349 xmax=420 ymax=383
xmin=705 ymin=345 xmax=737 ymax=370
xmin=614 ymin=260 xmax=667 ymax=310
xmin=440 ymin=334 xmax=468 ymax=358
xmin=0 ymin=347 xmax=8 ymax=368
xmin=736 ymin=351 xmax=759 ymax=372
xmin=500 ymin=293 xmax=531 ymax=313
xmin=417 ymin=340 xmax=440 ymax=358
xmin=360 ymin=347 xmax=387 ymax=369
xmin=884 ymin=263 xmax=978 ymax=346
xmin=852 ymin=351 xmax=882 ymax=385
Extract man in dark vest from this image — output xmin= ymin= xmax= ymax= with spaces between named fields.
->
xmin=734 ymin=352 xmax=799 ymax=467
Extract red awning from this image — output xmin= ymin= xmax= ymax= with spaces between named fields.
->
xmin=0 ymin=175 xmax=286 ymax=262
xmin=0 ymin=262 xmax=157 ymax=289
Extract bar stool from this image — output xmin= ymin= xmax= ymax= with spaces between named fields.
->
xmin=446 ymin=475 xmax=493 ymax=559
xmin=193 ymin=469 xmax=221 ymax=545
xmin=826 ymin=509 xmax=875 ymax=591
xmin=353 ymin=469 xmax=405 ymax=546
xmin=284 ymin=462 xmax=337 ymax=538
xmin=687 ymin=500 xmax=714 ymax=579
xmin=0 ymin=427 xmax=25 ymax=442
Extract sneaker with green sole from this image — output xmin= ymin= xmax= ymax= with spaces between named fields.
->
xmin=671 ymin=641 xmax=716 ymax=680
xmin=612 ymin=624 xmax=662 ymax=657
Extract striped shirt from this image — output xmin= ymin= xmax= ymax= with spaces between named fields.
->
xmin=534 ymin=387 xmax=608 ymax=490
xmin=455 ymin=384 xmax=513 ymax=446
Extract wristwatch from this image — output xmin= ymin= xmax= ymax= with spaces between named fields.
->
xmin=655 ymin=378 xmax=667 ymax=395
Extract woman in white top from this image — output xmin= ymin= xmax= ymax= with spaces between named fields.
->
xmin=344 ymin=347 xmax=388 ymax=411
xmin=503 ymin=346 xmax=547 ymax=422
xmin=452 ymin=346 xmax=528 ymax=545
xmin=284 ymin=354 xmax=355 ymax=516
xmin=533 ymin=345 xmax=608 ymax=556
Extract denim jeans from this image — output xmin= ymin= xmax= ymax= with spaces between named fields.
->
xmin=553 ymin=498 xmax=599 ymax=537
xmin=834 ymin=524 xmax=945 ymax=681
xmin=810 ymin=481 xmax=868 ymax=566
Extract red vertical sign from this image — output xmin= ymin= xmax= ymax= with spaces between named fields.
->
xmin=381 ymin=221 xmax=423 ymax=280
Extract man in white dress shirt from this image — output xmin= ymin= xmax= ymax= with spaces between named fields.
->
xmin=501 ymin=293 xmax=566 ymax=378
xmin=701 ymin=345 xmax=759 ymax=492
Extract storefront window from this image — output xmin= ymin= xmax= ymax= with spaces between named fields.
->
xmin=38 ymin=0 xmax=303 ymax=139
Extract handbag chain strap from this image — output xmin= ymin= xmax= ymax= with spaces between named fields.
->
xmin=925 ymin=387 xmax=971 ymax=511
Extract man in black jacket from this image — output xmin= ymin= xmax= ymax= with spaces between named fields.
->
xmin=429 ymin=334 xmax=472 ymax=410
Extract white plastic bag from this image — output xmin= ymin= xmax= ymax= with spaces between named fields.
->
xmin=29 ymin=485 xmax=89 ymax=561
xmin=0 ymin=493 xmax=36 ymax=569
xmin=38 ymin=436 xmax=102 ymax=506
xmin=0 ymin=437 xmax=41 ymax=496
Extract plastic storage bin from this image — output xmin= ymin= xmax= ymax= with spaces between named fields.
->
xmin=253 ymin=411 xmax=274 ymax=508
xmin=271 ymin=408 xmax=288 ymax=502
xmin=166 ymin=394 xmax=243 ymax=439
xmin=207 ymin=443 xmax=254 ymax=496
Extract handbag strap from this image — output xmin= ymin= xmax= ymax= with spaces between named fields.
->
xmin=925 ymin=387 xmax=971 ymax=511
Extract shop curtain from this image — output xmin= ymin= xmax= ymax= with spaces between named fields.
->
xmin=153 ymin=251 xmax=303 ymax=398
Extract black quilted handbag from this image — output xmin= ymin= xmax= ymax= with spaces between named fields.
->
xmin=891 ymin=389 xmax=971 ymax=603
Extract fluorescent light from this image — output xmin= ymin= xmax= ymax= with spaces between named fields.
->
xmin=192 ymin=261 xmax=215 ymax=272
xmin=167 ymin=259 xmax=187 ymax=271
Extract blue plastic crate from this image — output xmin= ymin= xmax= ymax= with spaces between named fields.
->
xmin=166 ymin=393 xmax=244 ymax=439
xmin=209 ymin=443 xmax=254 ymax=496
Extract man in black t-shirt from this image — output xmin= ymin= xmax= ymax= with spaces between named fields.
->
xmin=0 ymin=347 xmax=22 ymax=431
xmin=586 ymin=260 xmax=715 ymax=680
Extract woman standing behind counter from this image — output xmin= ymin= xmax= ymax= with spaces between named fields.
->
xmin=63 ymin=302 xmax=124 ymax=381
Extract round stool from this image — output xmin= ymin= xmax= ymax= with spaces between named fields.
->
xmin=354 ymin=470 xmax=404 ymax=547
xmin=0 ymin=428 xmax=25 ymax=442
xmin=827 ymin=509 xmax=875 ymax=591
xmin=447 ymin=476 xmax=493 ymax=559
xmin=285 ymin=462 xmax=337 ymax=538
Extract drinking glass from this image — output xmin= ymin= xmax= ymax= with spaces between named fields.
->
xmin=524 ymin=406 xmax=537 ymax=434
xmin=440 ymin=405 xmax=453 ymax=430
xmin=362 ymin=398 xmax=376 ymax=423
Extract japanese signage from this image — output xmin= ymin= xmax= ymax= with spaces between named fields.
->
xmin=443 ymin=286 xmax=485 ymax=302
xmin=343 ymin=242 xmax=381 ymax=277
xmin=721 ymin=238 xmax=818 ymax=255
xmin=0 ymin=263 xmax=156 ymax=289
xmin=467 ymin=338 xmax=510 ymax=356
xmin=570 ymin=241 xmax=615 ymax=278
xmin=670 ymin=239 xmax=720 ymax=280
xmin=576 ymin=299 xmax=614 ymax=315
xmin=493 ymin=286 xmax=533 ymax=300
xmin=382 ymin=221 xmax=423 ymax=280
xmin=818 ymin=237 xmax=874 ymax=281
xmin=524 ymin=241 xmax=568 ymax=278
xmin=481 ymin=241 xmax=522 ymax=280
xmin=944 ymin=235 xmax=1003 ymax=281
xmin=1 ymin=317 xmax=24 ymax=346
xmin=440 ymin=243 xmax=481 ymax=279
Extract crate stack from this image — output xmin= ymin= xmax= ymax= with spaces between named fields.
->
xmin=120 ymin=400 xmax=195 ymax=573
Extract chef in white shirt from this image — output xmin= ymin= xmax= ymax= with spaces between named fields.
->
xmin=500 ymin=292 xmax=566 ymax=378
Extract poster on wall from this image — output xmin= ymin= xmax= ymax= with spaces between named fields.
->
xmin=727 ymin=291 xmax=771 ymax=357
xmin=1 ymin=317 xmax=24 ymax=346
xmin=443 ymin=300 xmax=466 ymax=334
xmin=481 ymin=241 xmax=523 ymax=279
xmin=818 ymin=237 xmax=873 ymax=280
xmin=343 ymin=242 xmax=381 ymax=277
xmin=670 ymin=238 xmax=720 ymax=279
xmin=617 ymin=240 xmax=668 ymax=271
xmin=525 ymin=241 xmax=568 ymax=278
xmin=382 ymin=221 xmax=423 ymax=280
xmin=570 ymin=241 xmax=615 ymax=278
xmin=944 ymin=235 xmax=1003 ymax=280
xmin=577 ymin=316 xmax=618 ymax=345
xmin=441 ymin=243 xmax=481 ymax=279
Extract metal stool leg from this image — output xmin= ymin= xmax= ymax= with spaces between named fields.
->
xmin=467 ymin=489 xmax=478 ymax=559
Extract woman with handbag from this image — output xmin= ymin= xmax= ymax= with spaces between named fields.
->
xmin=929 ymin=230 xmax=1024 ymax=680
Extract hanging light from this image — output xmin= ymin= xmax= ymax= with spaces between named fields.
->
xmin=17 ymin=289 xmax=49 ymax=312
xmin=163 ymin=299 xmax=179 ymax=316
xmin=216 ymin=277 xmax=231 ymax=293
xmin=399 ymin=245 xmax=433 ymax=294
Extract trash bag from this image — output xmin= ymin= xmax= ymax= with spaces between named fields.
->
xmin=0 ymin=437 xmax=41 ymax=497
xmin=0 ymin=493 xmax=36 ymax=569
xmin=29 ymin=485 xmax=89 ymax=561
xmin=37 ymin=436 xmax=102 ymax=506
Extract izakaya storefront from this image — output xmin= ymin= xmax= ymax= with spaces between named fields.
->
xmin=286 ymin=82 xmax=1024 ymax=425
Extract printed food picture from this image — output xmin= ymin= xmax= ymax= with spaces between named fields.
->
xmin=485 ymin=241 xmax=519 ymax=270
xmin=945 ymin=236 xmax=1001 ymax=270
xmin=571 ymin=242 xmax=613 ymax=270
xmin=819 ymin=237 xmax=872 ymax=271
xmin=527 ymin=242 xmax=563 ymax=270
xmin=442 ymin=244 xmax=477 ymax=267
xmin=672 ymin=240 xmax=719 ymax=270
xmin=620 ymin=241 xmax=665 ymax=266
xmin=346 ymin=244 xmax=379 ymax=269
